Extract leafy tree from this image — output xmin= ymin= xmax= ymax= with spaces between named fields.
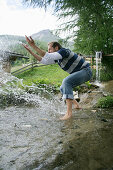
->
xmin=73 ymin=0 xmax=113 ymax=54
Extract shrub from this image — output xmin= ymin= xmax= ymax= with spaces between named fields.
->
xmin=97 ymin=96 xmax=113 ymax=108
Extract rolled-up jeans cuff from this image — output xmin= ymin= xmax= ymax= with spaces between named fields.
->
xmin=62 ymin=94 xmax=74 ymax=100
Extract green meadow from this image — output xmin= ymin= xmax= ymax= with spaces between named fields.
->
xmin=14 ymin=64 xmax=69 ymax=87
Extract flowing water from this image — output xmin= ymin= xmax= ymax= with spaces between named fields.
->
xmin=0 ymin=49 xmax=113 ymax=170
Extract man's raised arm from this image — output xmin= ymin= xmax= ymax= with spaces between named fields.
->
xmin=25 ymin=35 xmax=46 ymax=57
xmin=22 ymin=43 xmax=42 ymax=62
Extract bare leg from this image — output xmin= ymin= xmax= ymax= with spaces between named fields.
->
xmin=73 ymin=99 xmax=81 ymax=109
xmin=60 ymin=99 xmax=73 ymax=120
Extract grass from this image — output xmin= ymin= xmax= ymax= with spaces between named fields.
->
xmin=11 ymin=65 xmax=24 ymax=72
xmin=15 ymin=64 xmax=69 ymax=87
xmin=97 ymin=96 xmax=113 ymax=108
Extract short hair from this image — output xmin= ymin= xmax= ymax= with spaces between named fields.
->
xmin=48 ymin=42 xmax=62 ymax=50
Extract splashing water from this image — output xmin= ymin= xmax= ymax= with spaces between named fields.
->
xmin=0 ymin=35 xmax=23 ymax=51
xmin=0 ymin=61 xmax=63 ymax=112
xmin=0 ymin=46 xmax=64 ymax=112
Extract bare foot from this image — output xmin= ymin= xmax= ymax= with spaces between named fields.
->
xmin=73 ymin=100 xmax=81 ymax=109
xmin=74 ymin=105 xmax=81 ymax=109
xmin=60 ymin=113 xmax=72 ymax=120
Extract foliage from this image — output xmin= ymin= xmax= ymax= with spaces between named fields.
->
xmin=101 ymin=56 xmax=113 ymax=80
xmin=97 ymin=96 xmax=113 ymax=108
xmin=91 ymin=67 xmax=113 ymax=82
xmin=73 ymin=1 xmax=113 ymax=55
xmin=85 ymin=81 xmax=92 ymax=88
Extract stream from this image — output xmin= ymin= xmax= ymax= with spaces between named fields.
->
xmin=0 ymin=104 xmax=113 ymax=170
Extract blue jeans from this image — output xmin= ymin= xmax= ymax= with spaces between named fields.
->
xmin=60 ymin=67 xmax=92 ymax=100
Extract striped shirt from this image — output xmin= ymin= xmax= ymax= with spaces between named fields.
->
xmin=40 ymin=48 xmax=90 ymax=74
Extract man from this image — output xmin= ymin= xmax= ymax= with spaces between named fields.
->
xmin=22 ymin=36 xmax=92 ymax=120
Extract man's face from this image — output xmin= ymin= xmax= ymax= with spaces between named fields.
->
xmin=48 ymin=44 xmax=58 ymax=53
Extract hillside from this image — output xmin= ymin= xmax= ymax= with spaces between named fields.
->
xmin=31 ymin=29 xmax=74 ymax=48
xmin=0 ymin=29 xmax=73 ymax=51
xmin=0 ymin=29 xmax=61 ymax=46
xmin=31 ymin=29 xmax=60 ymax=42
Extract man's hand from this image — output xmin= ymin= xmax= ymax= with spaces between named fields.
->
xmin=24 ymin=35 xmax=46 ymax=57
xmin=25 ymin=35 xmax=35 ymax=47
xmin=22 ymin=43 xmax=32 ymax=53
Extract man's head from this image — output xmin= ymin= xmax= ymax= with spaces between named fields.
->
xmin=48 ymin=42 xmax=62 ymax=53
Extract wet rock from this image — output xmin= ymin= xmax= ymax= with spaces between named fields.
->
xmin=79 ymin=90 xmax=104 ymax=109
xmin=58 ymin=141 xmax=63 ymax=144
xmin=101 ymin=118 xmax=108 ymax=122
xmin=91 ymin=83 xmax=100 ymax=88
xmin=88 ymin=90 xmax=92 ymax=93
xmin=91 ymin=110 xmax=97 ymax=113
xmin=69 ymin=145 xmax=73 ymax=149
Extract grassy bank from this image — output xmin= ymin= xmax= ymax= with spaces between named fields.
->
xmin=15 ymin=64 xmax=69 ymax=87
